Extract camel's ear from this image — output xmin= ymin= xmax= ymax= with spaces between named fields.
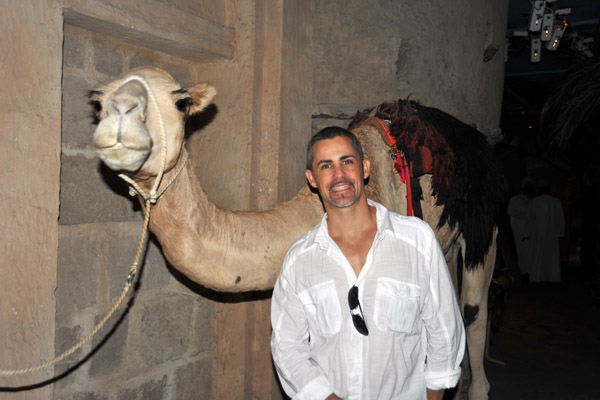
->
xmin=188 ymin=83 xmax=216 ymax=114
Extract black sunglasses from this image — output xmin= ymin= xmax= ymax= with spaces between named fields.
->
xmin=348 ymin=285 xmax=369 ymax=335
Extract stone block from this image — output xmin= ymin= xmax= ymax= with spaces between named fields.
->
xmin=116 ymin=387 xmax=137 ymax=400
xmin=174 ymin=358 xmax=214 ymax=400
xmin=63 ymin=28 xmax=86 ymax=70
xmin=139 ymin=375 xmax=169 ymax=400
xmin=313 ymin=103 xmax=359 ymax=119
xmin=130 ymin=51 xmax=193 ymax=86
xmin=52 ymin=365 xmax=78 ymax=394
xmin=162 ymin=64 xmax=192 ymax=87
xmin=55 ymin=324 xmax=83 ymax=364
xmin=129 ymin=53 xmax=155 ymax=71
xmin=193 ymin=297 xmax=216 ymax=353
xmin=59 ymin=153 xmax=141 ymax=225
xmin=53 ymin=324 xmax=82 ymax=391
xmin=93 ymin=39 xmax=124 ymax=77
xmin=117 ymin=375 xmax=168 ymax=400
xmin=72 ymin=391 xmax=109 ymax=400
xmin=311 ymin=117 xmax=347 ymax=135
xmin=165 ymin=263 xmax=207 ymax=297
xmin=89 ymin=313 xmax=129 ymax=377
xmin=107 ymin=230 xmax=154 ymax=299
xmin=153 ymin=0 xmax=226 ymax=24
xmin=138 ymin=237 xmax=172 ymax=292
xmin=61 ymin=72 xmax=96 ymax=150
xmin=56 ymin=230 xmax=98 ymax=315
xmin=139 ymin=294 xmax=193 ymax=366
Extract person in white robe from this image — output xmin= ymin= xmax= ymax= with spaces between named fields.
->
xmin=527 ymin=184 xmax=565 ymax=282
xmin=508 ymin=177 xmax=536 ymax=275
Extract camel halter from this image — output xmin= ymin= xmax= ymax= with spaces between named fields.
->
xmin=0 ymin=75 xmax=185 ymax=377
xmin=117 ymin=74 xmax=188 ymax=204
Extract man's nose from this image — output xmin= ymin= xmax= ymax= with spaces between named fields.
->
xmin=333 ymin=164 xmax=344 ymax=178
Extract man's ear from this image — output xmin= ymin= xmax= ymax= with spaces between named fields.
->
xmin=305 ymin=169 xmax=317 ymax=188
xmin=187 ymin=83 xmax=216 ymax=114
xmin=362 ymin=159 xmax=371 ymax=180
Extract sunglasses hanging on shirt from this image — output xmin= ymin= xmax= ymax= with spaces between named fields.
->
xmin=348 ymin=285 xmax=369 ymax=335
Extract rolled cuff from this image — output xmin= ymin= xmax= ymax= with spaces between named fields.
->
xmin=294 ymin=375 xmax=334 ymax=400
xmin=424 ymin=367 xmax=462 ymax=390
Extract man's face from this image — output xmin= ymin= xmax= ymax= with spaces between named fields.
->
xmin=305 ymin=136 xmax=370 ymax=209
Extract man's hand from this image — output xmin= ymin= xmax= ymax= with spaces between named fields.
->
xmin=325 ymin=394 xmax=342 ymax=400
xmin=426 ymin=388 xmax=445 ymax=400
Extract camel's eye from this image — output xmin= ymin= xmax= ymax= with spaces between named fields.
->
xmin=175 ymin=97 xmax=193 ymax=113
xmin=90 ymin=100 xmax=102 ymax=114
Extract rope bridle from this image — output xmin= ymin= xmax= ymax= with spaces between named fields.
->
xmin=0 ymin=75 xmax=184 ymax=377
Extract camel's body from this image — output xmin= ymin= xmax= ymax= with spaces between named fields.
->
xmin=90 ymin=67 xmax=497 ymax=399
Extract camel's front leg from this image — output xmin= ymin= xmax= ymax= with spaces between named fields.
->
xmin=461 ymin=231 xmax=497 ymax=400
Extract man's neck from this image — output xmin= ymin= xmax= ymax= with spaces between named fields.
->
xmin=325 ymin=196 xmax=376 ymax=240
xmin=325 ymin=196 xmax=378 ymax=276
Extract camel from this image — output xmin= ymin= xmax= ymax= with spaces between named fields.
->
xmin=89 ymin=66 xmax=504 ymax=400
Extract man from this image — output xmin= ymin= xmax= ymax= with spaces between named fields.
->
xmin=271 ymin=126 xmax=465 ymax=399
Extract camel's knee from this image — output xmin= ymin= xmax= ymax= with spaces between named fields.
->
xmin=463 ymin=304 xmax=479 ymax=327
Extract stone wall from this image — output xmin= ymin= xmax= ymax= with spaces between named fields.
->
xmin=56 ymin=25 xmax=220 ymax=399
xmin=55 ymin=0 xmax=304 ymax=398
xmin=56 ymin=224 xmax=216 ymax=399
xmin=311 ymin=0 xmax=508 ymax=142
xmin=0 ymin=2 xmax=62 ymax=398
xmin=54 ymin=1 xmax=292 ymax=396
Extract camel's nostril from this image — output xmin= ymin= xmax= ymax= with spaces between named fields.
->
xmin=111 ymin=98 xmax=139 ymax=115
xmin=125 ymin=103 xmax=138 ymax=114
xmin=108 ymin=94 xmax=146 ymax=123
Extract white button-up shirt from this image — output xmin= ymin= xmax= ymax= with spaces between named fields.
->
xmin=271 ymin=200 xmax=465 ymax=400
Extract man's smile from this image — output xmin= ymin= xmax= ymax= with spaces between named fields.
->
xmin=330 ymin=182 xmax=353 ymax=192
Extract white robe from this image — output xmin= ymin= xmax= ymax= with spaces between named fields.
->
xmin=508 ymin=193 xmax=532 ymax=274
xmin=527 ymin=194 xmax=565 ymax=282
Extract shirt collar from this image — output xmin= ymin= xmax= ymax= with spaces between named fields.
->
xmin=313 ymin=199 xmax=393 ymax=250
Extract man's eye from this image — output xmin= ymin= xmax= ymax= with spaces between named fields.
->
xmin=321 ymin=164 xmax=331 ymax=169
xmin=344 ymin=159 xmax=353 ymax=164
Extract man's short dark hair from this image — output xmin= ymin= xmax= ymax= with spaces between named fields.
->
xmin=306 ymin=126 xmax=364 ymax=171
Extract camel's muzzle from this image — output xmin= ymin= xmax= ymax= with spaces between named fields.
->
xmin=93 ymin=81 xmax=153 ymax=172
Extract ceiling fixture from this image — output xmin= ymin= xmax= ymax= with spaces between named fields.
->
xmin=541 ymin=12 xmax=554 ymax=41
xmin=531 ymin=38 xmax=542 ymax=62
xmin=528 ymin=0 xmax=546 ymax=32
xmin=546 ymin=18 xmax=567 ymax=51
xmin=524 ymin=0 xmax=571 ymax=62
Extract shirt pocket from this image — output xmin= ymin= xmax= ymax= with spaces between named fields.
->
xmin=298 ymin=280 xmax=342 ymax=337
xmin=374 ymin=278 xmax=421 ymax=333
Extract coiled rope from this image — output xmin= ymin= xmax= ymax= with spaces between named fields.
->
xmin=0 ymin=74 xmax=182 ymax=376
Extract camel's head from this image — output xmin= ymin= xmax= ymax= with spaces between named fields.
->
xmin=90 ymin=67 xmax=216 ymax=176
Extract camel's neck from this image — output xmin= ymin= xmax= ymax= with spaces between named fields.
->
xmin=133 ymin=151 xmax=324 ymax=292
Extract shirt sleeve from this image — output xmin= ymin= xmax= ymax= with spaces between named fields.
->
xmin=421 ymin=233 xmax=466 ymax=390
xmin=271 ymin=253 xmax=334 ymax=400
